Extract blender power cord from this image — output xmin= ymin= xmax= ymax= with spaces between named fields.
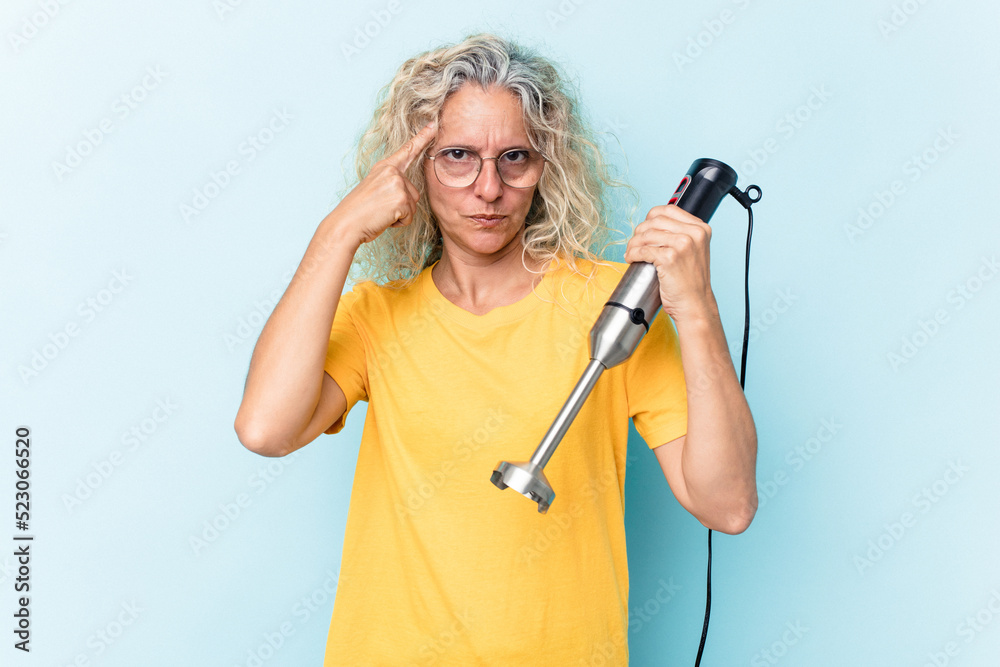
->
xmin=693 ymin=184 xmax=758 ymax=667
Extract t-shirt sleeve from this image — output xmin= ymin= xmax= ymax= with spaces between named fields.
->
xmin=322 ymin=285 xmax=370 ymax=435
xmin=625 ymin=308 xmax=688 ymax=449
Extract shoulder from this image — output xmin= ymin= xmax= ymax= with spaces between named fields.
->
xmin=336 ymin=270 xmax=426 ymax=327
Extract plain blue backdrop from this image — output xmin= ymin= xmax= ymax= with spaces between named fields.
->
xmin=3 ymin=0 xmax=998 ymax=665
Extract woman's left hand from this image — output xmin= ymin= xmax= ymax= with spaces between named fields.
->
xmin=622 ymin=204 xmax=717 ymax=323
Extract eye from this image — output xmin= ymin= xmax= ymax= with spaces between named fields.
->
xmin=500 ymin=150 xmax=530 ymax=164
xmin=440 ymin=148 xmax=475 ymax=162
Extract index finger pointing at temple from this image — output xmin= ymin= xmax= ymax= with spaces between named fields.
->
xmin=386 ymin=122 xmax=438 ymax=171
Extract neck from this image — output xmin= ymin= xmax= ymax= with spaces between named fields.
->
xmin=432 ymin=238 xmax=549 ymax=312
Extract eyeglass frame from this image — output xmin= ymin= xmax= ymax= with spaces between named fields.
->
xmin=424 ymin=146 xmax=547 ymax=189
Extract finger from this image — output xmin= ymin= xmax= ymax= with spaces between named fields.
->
xmin=624 ymin=244 xmax=671 ymax=265
xmin=633 ymin=228 xmax=700 ymax=251
xmin=395 ymin=203 xmax=415 ymax=227
xmin=385 ymin=171 xmax=422 ymax=228
xmin=390 ymin=199 xmax=417 ymax=227
xmin=636 ymin=216 xmax=712 ymax=241
xmin=385 ymin=121 xmax=438 ymax=172
xmin=646 ymin=204 xmax=705 ymax=226
xmin=404 ymin=178 xmax=420 ymax=203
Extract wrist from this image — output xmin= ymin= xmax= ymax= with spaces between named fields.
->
xmin=318 ymin=210 xmax=364 ymax=255
xmin=669 ymin=291 xmax=720 ymax=329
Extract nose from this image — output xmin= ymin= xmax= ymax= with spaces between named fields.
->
xmin=473 ymin=157 xmax=504 ymax=201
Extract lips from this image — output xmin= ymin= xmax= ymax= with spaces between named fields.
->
xmin=468 ymin=214 xmax=506 ymax=226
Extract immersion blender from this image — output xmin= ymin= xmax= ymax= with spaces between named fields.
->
xmin=490 ymin=158 xmax=742 ymax=513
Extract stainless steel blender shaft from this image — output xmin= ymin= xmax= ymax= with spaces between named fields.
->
xmin=530 ymin=359 xmax=606 ymax=469
xmin=530 ymin=261 xmax=664 ymax=469
xmin=490 ymin=263 xmax=660 ymax=513
xmin=489 ymin=359 xmax=607 ymax=514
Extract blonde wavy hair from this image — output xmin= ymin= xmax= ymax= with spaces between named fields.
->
xmin=345 ymin=32 xmax=634 ymax=288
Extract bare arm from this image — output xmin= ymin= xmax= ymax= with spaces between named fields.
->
xmin=652 ymin=305 xmax=757 ymax=534
xmin=234 ymin=222 xmax=359 ymax=457
xmin=234 ymin=121 xmax=438 ymax=457
xmin=625 ymin=204 xmax=758 ymax=534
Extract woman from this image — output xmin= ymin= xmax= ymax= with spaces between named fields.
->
xmin=235 ymin=33 xmax=757 ymax=665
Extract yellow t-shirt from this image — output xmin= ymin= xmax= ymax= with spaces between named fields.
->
xmin=322 ymin=256 xmax=688 ymax=666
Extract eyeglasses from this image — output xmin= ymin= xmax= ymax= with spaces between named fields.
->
xmin=426 ymin=147 xmax=546 ymax=188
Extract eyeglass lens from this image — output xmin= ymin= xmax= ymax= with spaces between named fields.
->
xmin=433 ymin=149 xmax=543 ymax=188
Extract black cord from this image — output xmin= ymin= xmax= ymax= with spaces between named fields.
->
xmin=739 ymin=206 xmax=754 ymax=391
xmin=693 ymin=194 xmax=755 ymax=667
xmin=694 ymin=529 xmax=713 ymax=666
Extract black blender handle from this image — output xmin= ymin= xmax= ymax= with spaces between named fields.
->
xmin=669 ymin=158 xmax=739 ymax=222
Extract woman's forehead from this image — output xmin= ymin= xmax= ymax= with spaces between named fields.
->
xmin=435 ymin=85 xmax=528 ymax=147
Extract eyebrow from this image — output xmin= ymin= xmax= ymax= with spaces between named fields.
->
xmin=434 ymin=143 xmax=533 ymax=153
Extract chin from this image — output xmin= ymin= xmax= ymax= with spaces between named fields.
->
xmin=454 ymin=231 xmax=522 ymax=257
xmin=469 ymin=238 xmax=517 ymax=256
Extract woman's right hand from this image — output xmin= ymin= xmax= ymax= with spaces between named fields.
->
xmin=332 ymin=121 xmax=438 ymax=246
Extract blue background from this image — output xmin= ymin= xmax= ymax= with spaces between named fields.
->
xmin=3 ymin=0 xmax=998 ymax=665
